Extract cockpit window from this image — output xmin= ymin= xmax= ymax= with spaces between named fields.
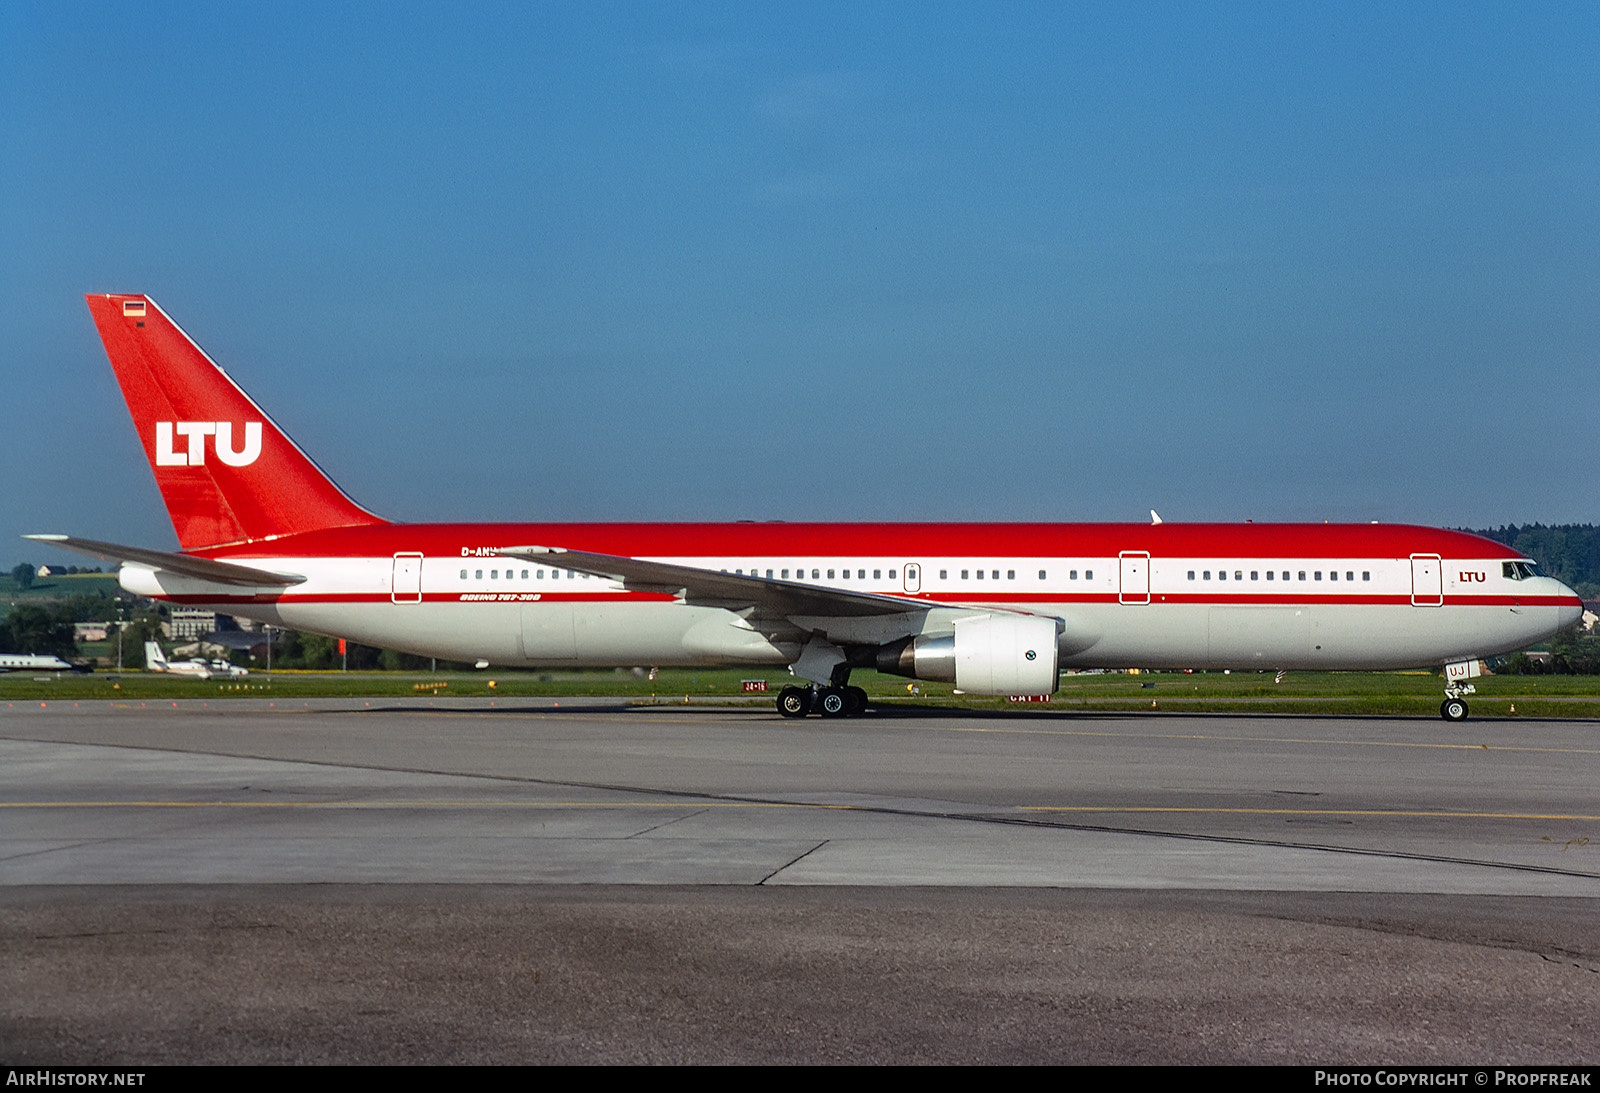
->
xmin=1503 ymin=561 xmax=1540 ymax=580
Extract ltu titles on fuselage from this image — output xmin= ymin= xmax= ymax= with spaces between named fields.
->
xmin=26 ymin=294 xmax=1582 ymax=722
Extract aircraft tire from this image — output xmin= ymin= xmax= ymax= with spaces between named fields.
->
xmin=777 ymin=687 xmax=810 ymax=718
xmin=845 ymin=686 xmax=868 ymax=716
xmin=1440 ymin=697 xmax=1469 ymax=722
xmin=817 ymin=687 xmax=849 ymax=718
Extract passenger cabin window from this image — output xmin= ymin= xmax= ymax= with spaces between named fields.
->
xmin=1038 ymin=570 xmax=1047 ymax=579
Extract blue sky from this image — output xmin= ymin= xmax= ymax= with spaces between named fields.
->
xmin=3 ymin=2 xmax=1596 ymax=561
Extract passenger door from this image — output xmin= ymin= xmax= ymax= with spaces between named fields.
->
xmin=391 ymin=552 xmax=423 ymax=604
xmin=1410 ymin=553 xmax=1443 ymax=607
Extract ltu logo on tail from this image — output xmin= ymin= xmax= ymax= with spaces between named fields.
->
xmin=155 ymin=422 xmax=263 ymax=467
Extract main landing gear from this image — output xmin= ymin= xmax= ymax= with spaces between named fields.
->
xmin=776 ymin=684 xmax=870 ymax=718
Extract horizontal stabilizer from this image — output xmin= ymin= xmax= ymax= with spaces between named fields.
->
xmin=25 ymin=535 xmax=305 ymax=587
xmin=498 ymin=545 xmax=921 ymax=618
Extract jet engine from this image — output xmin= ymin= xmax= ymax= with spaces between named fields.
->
xmin=875 ymin=613 xmax=1061 ymax=695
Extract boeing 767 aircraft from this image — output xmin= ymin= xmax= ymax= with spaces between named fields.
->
xmin=27 ymin=295 xmax=1582 ymax=720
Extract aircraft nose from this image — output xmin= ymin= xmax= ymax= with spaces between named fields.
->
xmin=1558 ymin=584 xmax=1585 ymax=630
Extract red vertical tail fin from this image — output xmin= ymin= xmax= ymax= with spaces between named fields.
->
xmin=85 ymin=294 xmax=388 ymax=550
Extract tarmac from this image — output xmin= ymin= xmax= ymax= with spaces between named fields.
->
xmin=3 ymin=697 xmax=1597 ymax=1063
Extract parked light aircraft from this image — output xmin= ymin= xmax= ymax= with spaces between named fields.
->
xmin=27 ymin=295 xmax=1583 ymax=720
xmin=0 ymin=653 xmax=76 ymax=672
xmin=142 ymin=640 xmax=249 ymax=680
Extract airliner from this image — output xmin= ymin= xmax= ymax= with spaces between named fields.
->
xmin=143 ymin=640 xmax=249 ymax=680
xmin=27 ymin=294 xmax=1582 ymax=720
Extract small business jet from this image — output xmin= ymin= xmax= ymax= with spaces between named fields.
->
xmin=27 ymin=295 xmax=1583 ymax=720
xmin=0 ymin=653 xmax=77 ymax=673
xmin=143 ymin=640 xmax=249 ymax=680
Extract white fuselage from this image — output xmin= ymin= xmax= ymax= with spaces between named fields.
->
xmin=121 ymin=542 xmax=1580 ymax=673
xmin=0 ymin=653 xmax=74 ymax=672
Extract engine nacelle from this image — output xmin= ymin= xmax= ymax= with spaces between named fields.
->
xmin=876 ymin=613 xmax=1061 ymax=695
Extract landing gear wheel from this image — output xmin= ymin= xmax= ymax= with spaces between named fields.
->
xmin=845 ymin=686 xmax=868 ymax=716
xmin=817 ymin=687 xmax=849 ymax=718
xmin=1441 ymin=697 xmax=1469 ymax=722
xmin=777 ymin=686 xmax=810 ymax=718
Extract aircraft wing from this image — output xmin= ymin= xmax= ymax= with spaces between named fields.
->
xmin=25 ymin=535 xmax=306 ymax=587
xmin=497 ymin=545 xmax=922 ymax=617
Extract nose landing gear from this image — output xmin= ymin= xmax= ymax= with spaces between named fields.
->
xmin=1440 ymin=659 xmax=1479 ymax=722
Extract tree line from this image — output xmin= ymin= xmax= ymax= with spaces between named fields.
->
xmin=1465 ymin=524 xmax=1600 ymax=600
